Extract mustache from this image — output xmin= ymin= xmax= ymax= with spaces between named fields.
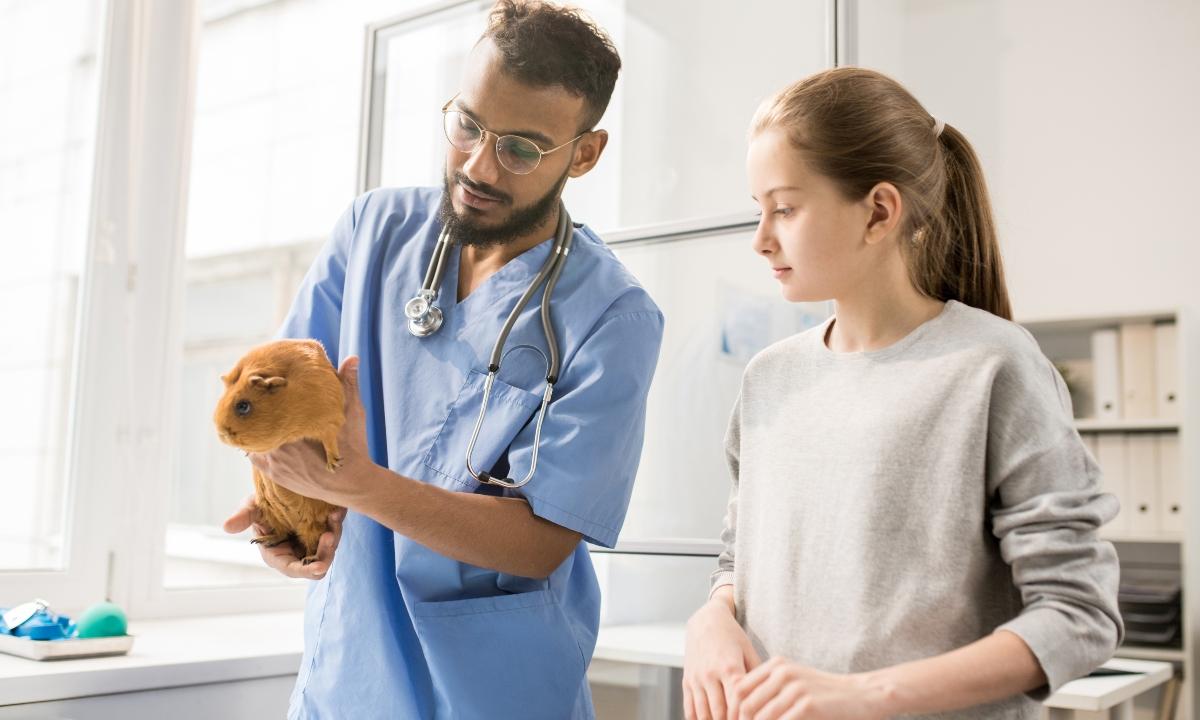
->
xmin=453 ymin=172 xmax=512 ymax=205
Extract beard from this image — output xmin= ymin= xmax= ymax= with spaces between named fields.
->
xmin=438 ymin=169 xmax=567 ymax=248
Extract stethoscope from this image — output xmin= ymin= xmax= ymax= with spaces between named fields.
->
xmin=404 ymin=202 xmax=574 ymax=489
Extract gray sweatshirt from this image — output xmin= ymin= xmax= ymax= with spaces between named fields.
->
xmin=711 ymin=300 xmax=1123 ymax=719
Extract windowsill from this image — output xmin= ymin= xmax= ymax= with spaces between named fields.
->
xmin=0 ymin=612 xmax=303 ymax=706
xmin=3 ymin=615 xmax=1174 ymax=711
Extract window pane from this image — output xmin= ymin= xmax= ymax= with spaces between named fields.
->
xmin=612 ymin=233 xmax=829 ymax=544
xmin=168 ymin=0 xmax=419 ymax=589
xmin=371 ymin=0 xmax=832 ymax=230
xmin=0 ymin=0 xmax=104 ymax=571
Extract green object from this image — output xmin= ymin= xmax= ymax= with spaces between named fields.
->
xmin=74 ymin=602 xmax=127 ymax=638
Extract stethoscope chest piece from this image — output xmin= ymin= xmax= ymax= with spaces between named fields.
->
xmin=405 ymin=289 xmax=444 ymax=337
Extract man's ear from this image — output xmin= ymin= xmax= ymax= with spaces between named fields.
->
xmin=863 ymin=181 xmax=904 ymax=246
xmin=567 ymin=129 xmax=609 ymax=178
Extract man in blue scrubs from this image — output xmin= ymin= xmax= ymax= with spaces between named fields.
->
xmin=222 ymin=2 xmax=663 ymax=718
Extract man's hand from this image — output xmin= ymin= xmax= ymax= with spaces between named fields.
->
xmin=222 ymin=493 xmax=346 ymax=579
xmin=248 ymin=356 xmax=379 ymax=509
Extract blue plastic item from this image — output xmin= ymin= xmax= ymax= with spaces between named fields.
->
xmin=1 ymin=602 xmax=77 ymax=641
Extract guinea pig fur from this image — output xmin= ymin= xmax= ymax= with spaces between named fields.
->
xmin=214 ymin=339 xmax=344 ymax=563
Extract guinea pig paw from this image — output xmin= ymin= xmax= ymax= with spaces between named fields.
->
xmin=325 ymin=456 xmax=343 ymax=472
xmin=251 ymin=534 xmax=289 ymax=548
xmin=300 ymin=554 xmax=320 ymax=565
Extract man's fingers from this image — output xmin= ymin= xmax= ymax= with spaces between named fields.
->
xmin=328 ymin=507 xmax=347 ymax=537
xmin=256 ymin=539 xmax=327 ymax=579
xmin=338 ymin=356 xmax=365 ymax=419
xmin=222 ymin=494 xmax=258 ymax=534
xmin=316 ymin=530 xmax=337 ymax=564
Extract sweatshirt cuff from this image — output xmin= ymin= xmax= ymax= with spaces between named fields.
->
xmin=995 ymin=606 xmax=1117 ymax=698
xmin=709 ymin=570 xmax=734 ymax=600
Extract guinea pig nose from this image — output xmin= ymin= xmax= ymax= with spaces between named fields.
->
xmin=235 ymin=400 xmax=252 ymax=417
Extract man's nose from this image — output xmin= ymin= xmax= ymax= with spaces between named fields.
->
xmin=461 ymin=132 xmax=502 ymax=187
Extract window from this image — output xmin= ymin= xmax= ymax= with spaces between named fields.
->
xmin=0 ymin=1 xmax=105 ymax=588
xmin=163 ymin=0 xmax=424 ymax=592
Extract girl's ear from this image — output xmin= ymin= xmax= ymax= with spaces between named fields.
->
xmin=863 ymin=181 xmax=904 ymax=246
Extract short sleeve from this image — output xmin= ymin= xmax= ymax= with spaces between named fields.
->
xmin=505 ymin=304 xmax=664 ymax=548
xmin=275 ymin=198 xmax=359 ymax=360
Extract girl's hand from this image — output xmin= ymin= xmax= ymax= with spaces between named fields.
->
xmin=728 ymin=657 xmax=890 ymax=720
xmin=683 ymin=587 xmax=762 ymax=720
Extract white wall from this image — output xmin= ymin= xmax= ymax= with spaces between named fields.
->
xmin=852 ymin=0 xmax=1200 ymax=322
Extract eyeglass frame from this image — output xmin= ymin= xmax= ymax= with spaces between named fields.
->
xmin=440 ymin=94 xmax=588 ymax=175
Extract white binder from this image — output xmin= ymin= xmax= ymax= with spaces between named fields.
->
xmin=1095 ymin=433 xmax=1130 ymax=538
xmin=1155 ymin=323 xmax=1179 ymax=420
xmin=1090 ymin=329 xmax=1122 ymax=421
xmin=1119 ymin=322 xmax=1157 ymax=420
xmin=1126 ymin=433 xmax=1160 ymax=538
xmin=1158 ymin=433 xmax=1184 ymax=536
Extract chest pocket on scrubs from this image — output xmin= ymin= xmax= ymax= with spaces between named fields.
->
xmin=415 ymin=370 xmax=588 ymax=718
xmin=423 ymin=369 xmax=541 ymax=491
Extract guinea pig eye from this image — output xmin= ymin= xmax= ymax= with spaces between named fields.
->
xmin=235 ymin=400 xmax=252 ymax=417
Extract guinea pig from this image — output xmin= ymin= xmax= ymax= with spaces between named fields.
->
xmin=213 ymin=339 xmax=344 ymax=564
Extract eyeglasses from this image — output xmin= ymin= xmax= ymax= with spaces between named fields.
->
xmin=441 ymin=95 xmax=585 ymax=175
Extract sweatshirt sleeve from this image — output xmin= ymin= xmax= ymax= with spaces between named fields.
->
xmin=988 ymin=333 xmax=1124 ymax=697
xmin=710 ymin=392 xmax=742 ymax=598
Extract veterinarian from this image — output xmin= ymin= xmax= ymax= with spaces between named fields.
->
xmin=222 ymin=3 xmax=663 ymax=718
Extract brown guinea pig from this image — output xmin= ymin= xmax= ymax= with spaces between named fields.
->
xmin=213 ymin=339 xmax=344 ymax=564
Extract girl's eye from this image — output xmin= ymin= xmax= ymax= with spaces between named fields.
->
xmin=774 ymin=207 xmax=793 ymax=217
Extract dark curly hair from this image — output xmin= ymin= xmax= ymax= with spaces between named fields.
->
xmin=482 ymin=0 xmax=621 ymax=131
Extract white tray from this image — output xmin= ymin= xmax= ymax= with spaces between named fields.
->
xmin=0 ymin=633 xmax=134 ymax=661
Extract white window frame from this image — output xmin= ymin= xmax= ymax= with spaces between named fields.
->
xmin=92 ymin=0 xmax=311 ymax=619
xmin=0 ymin=0 xmax=117 ymax=614
xmin=0 ymin=0 xmax=311 ymax=619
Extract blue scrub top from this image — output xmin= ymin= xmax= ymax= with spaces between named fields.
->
xmin=279 ymin=187 xmax=664 ymax=719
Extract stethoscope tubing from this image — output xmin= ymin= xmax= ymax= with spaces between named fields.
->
xmin=411 ymin=201 xmax=575 ymax=489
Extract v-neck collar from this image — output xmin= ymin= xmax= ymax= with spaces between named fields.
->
xmin=445 ymin=235 xmax=557 ymax=311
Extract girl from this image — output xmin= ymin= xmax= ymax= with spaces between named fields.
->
xmin=682 ymin=67 xmax=1122 ymax=720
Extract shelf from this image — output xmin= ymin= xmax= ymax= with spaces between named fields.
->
xmin=589 ymin=538 xmax=723 ymax=557
xmin=1115 ymin=645 xmax=1186 ymax=663
xmin=1020 ymin=311 xmax=1177 ymax=334
xmin=1103 ymin=535 xmax=1184 ymax=545
xmin=1075 ymin=419 xmax=1180 ymax=433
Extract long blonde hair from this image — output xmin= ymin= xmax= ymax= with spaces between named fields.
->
xmin=752 ymin=67 xmax=1012 ymax=320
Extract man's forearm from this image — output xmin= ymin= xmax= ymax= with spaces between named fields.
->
xmin=345 ymin=464 xmax=581 ymax=578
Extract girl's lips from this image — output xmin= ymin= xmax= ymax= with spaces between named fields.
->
xmin=772 ymin=267 xmax=792 ymax=278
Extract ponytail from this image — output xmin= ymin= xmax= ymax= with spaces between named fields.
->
xmin=912 ymin=124 xmax=1012 ymax=320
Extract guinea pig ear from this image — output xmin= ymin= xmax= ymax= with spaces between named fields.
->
xmin=249 ymin=375 xmax=288 ymax=391
xmin=220 ymin=363 xmax=243 ymax=386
